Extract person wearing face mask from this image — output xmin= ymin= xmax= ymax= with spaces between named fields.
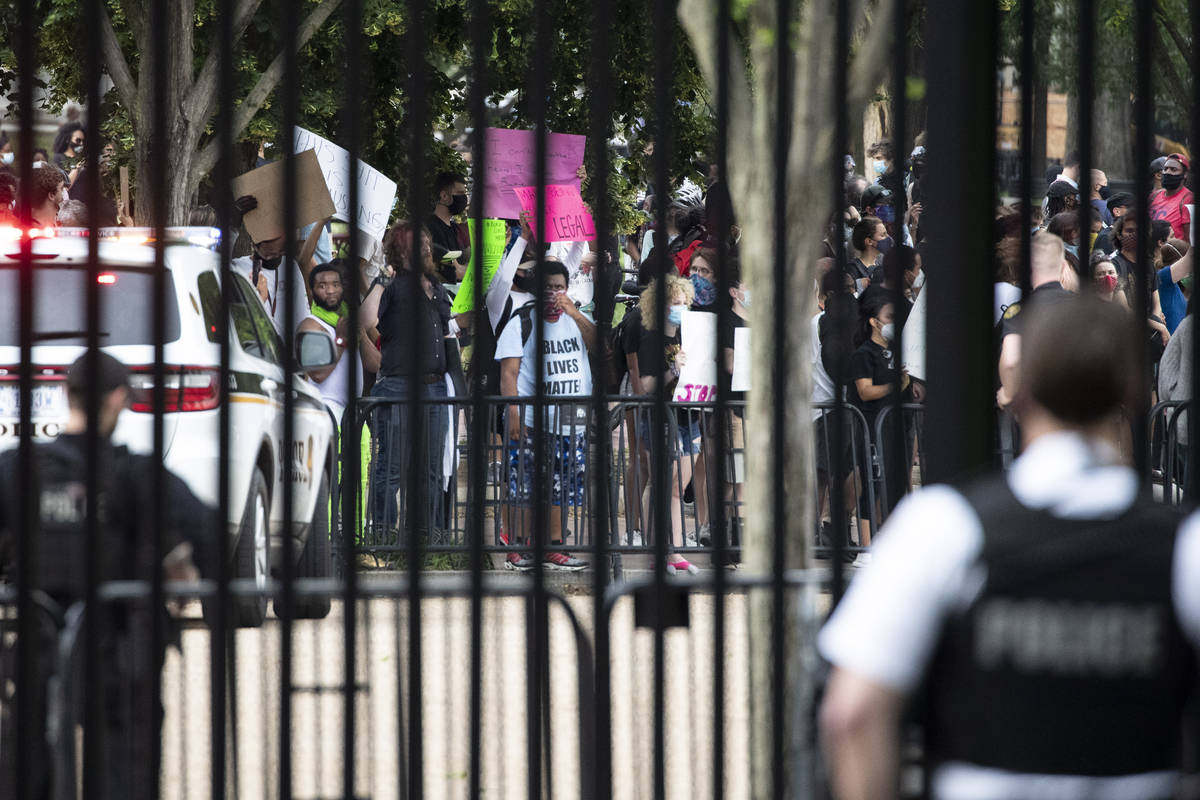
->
xmin=861 ymin=184 xmax=898 ymax=240
xmin=868 ymin=138 xmax=902 ymax=197
xmin=1108 ymin=213 xmax=1171 ymax=348
xmin=494 ymin=260 xmax=594 ymax=572
xmin=1149 ymin=153 xmax=1192 ymax=242
xmin=52 ymin=121 xmax=85 ymax=186
xmin=229 ymin=193 xmax=314 ymax=337
xmin=847 ymin=216 xmax=888 ymax=293
xmin=850 ymin=296 xmax=911 ymax=560
xmin=638 ymin=274 xmax=702 ymax=575
xmin=30 ymin=163 xmax=68 ymax=229
xmin=1089 ymin=169 xmax=1112 ymax=225
xmin=427 ymin=171 xmax=471 ymax=283
xmin=1091 ymin=253 xmax=1126 ymax=306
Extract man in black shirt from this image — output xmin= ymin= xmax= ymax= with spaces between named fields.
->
xmin=427 ymin=171 xmax=470 ymax=283
xmin=0 ymin=352 xmax=213 ymax=800
xmin=367 ymin=221 xmax=453 ymax=538
xmin=996 ymin=232 xmax=1077 ymax=410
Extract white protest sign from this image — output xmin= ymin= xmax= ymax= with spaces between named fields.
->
xmin=293 ymin=126 xmax=397 ymax=242
xmin=731 ymin=327 xmax=752 ymax=391
xmin=902 ymin=287 xmax=926 ymax=381
xmin=673 ymin=310 xmax=718 ymax=403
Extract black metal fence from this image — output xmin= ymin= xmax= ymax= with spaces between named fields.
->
xmin=1 ymin=0 xmax=1196 ymax=797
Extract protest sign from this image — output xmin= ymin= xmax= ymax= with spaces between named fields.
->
xmin=511 ymin=184 xmax=595 ymax=242
xmin=482 ymin=128 xmax=586 ymax=219
xmin=293 ymin=126 xmax=398 ymax=242
xmin=230 ymin=149 xmax=335 ymax=244
xmin=732 ymin=327 xmax=752 ymax=391
xmin=673 ymin=310 xmax=718 ymax=403
xmin=902 ymin=287 xmax=926 ymax=381
xmin=451 ymin=218 xmax=509 ymax=314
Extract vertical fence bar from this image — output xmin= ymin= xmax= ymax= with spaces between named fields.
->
xmin=529 ymin=0 xmax=551 ymax=785
xmin=923 ymin=0 xmax=997 ymax=484
xmin=649 ymin=0 xmax=673 ymax=793
xmin=711 ymin=0 xmax=733 ymax=789
xmin=340 ymin=1 xmax=364 ymax=798
xmin=148 ymin=0 xmax=170 ymax=796
xmin=1133 ymin=0 xmax=1152 ymax=481
xmin=213 ymin=0 xmax=237 ymax=794
xmin=465 ymin=0 xmax=490 ymax=792
xmin=279 ymin=0 xmax=300 ymax=794
xmin=769 ymin=0 xmax=792 ymax=794
xmin=828 ymin=0 xmax=850 ymax=603
xmin=82 ymin=0 xmax=105 ymax=793
xmin=1189 ymin=0 xmax=1200 ymax=500
xmin=13 ymin=0 xmax=36 ymax=796
xmin=586 ymin=0 xmax=616 ymax=790
xmin=1075 ymin=0 xmax=1094 ymax=276
xmin=1018 ymin=0 xmax=1034 ymax=296
xmin=885 ymin=0 xmax=907 ymax=528
xmin=403 ymin=0 xmax=427 ymax=791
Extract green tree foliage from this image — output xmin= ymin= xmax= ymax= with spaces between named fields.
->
xmin=997 ymin=0 xmax=1193 ymax=142
xmin=6 ymin=0 xmax=712 ymax=230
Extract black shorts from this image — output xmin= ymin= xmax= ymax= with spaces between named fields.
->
xmin=814 ymin=412 xmax=853 ymax=480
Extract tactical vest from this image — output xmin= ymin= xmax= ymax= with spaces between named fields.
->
xmin=925 ymin=474 xmax=1196 ymax=777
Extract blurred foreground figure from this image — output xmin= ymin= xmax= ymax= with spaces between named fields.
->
xmin=819 ymin=296 xmax=1200 ymax=800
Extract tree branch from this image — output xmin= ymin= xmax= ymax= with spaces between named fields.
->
xmin=192 ymin=0 xmax=343 ymax=181
xmin=183 ymin=0 xmax=267 ymax=129
xmin=100 ymin=4 xmax=141 ymax=128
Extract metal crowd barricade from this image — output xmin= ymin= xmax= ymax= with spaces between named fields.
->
xmin=1150 ymin=401 xmax=1190 ymax=505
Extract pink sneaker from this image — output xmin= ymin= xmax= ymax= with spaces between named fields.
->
xmin=665 ymin=558 xmax=699 ymax=576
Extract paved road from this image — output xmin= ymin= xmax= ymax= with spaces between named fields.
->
xmin=157 ymin=580 xmax=777 ymax=800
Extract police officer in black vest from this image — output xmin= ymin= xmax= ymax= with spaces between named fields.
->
xmin=819 ymin=296 xmax=1200 ymax=800
xmin=0 ymin=352 xmax=215 ymax=800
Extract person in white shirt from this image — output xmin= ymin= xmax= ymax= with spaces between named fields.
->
xmin=819 ymin=295 xmax=1200 ymax=800
xmin=494 ymin=260 xmax=595 ymax=571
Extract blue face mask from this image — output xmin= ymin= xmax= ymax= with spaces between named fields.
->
xmin=1064 ymin=243 xmax=1078 ymax=258
xmin=668 ymin=304 xmax=686 ymax=326
xmin=872 ymin=159 xmax=887 ymax=176
xmin=875 ymin=204 xmax=896 ymax=224
xmin=690 ymin=273 xmax=715 ymax=306
xmin=875 ymin=235 xmax=894 ymax=255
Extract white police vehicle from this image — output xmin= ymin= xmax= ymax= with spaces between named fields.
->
xmin=0 ymin=227 xmax=338 ymax=626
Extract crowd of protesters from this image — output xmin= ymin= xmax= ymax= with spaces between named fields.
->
xmin=4 ymin=120 xmax=1196 ymax=573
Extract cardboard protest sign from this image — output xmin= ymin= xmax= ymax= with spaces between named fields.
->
xmin=731 ymin=327 xmax=752 ymax=392
xmin=451 ymin=218 xmax=509 ymax=314
xmin=902 ymin=286 xmax=926 ymax=381
xmin=511 ymin=185 xmax=596 ymax=242
xmin=293 ymin=126 xmax=398 ymax=242
xmin=673 ymin=310 xmax=718 ymax=403
xmin=482 ymin=128 xmax=586 ymax=219
xmin=230 ymin=149 xmax=335 ymax=244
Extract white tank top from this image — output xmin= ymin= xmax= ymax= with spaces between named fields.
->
xmin=306 ymin=313 xmax=361 ymax=422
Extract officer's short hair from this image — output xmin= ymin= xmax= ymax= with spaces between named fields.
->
xmin=66 ymin=352 xmax=129 ymax=405
xmin=1021 ymin=297 xmax=1137 ymax=425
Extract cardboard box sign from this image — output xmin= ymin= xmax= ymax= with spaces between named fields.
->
xmin=230 ymin=149 xmax=336 ymax=244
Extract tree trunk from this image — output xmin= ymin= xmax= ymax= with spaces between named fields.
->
xmin=1093 ymin=90 xmax=1134 ymax=182
xmin=677 ymin=1 xmax=895 ymax=795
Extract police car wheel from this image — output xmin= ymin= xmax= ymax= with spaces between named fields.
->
xmin=278 ymin=471 xmax=333 ymax=620
xmin=234 ymin=468 xmax=270 ymax=628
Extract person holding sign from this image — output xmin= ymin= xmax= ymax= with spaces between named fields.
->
xmin=495 ymin=260 xmax=594 ymax=571
xmin=427 ymin=171 xmax=471 ymax=282
xmin=229 ymin=193 xmax=316 ymax=338
xmin=637 ymin=275 xmax=702 ymax=575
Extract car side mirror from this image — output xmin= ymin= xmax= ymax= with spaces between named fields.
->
xmin=297 ymin=330 xmax=337 ymax=370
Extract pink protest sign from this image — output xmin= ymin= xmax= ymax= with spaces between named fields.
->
xmin=512 ymin=184 xmax=597 ymax=243
xmin=482 ymin=128 xmax=586 ymax=219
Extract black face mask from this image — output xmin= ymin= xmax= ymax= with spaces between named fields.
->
xmin=448 ymin=194 xmax=468 ymax=216
xmin=1099 ymin=185 xmax=1111 ymax=200
xmin=1162 ymin=173 xmax=1185 ymax=191
xmin=512 ymin=272 xmax=536 ymax=293
xmin=255 ymin=253 xmax=283 ymax=271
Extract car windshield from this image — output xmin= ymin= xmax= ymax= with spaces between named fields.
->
xmin=0 ymin=265 xmax=180 ymax=346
